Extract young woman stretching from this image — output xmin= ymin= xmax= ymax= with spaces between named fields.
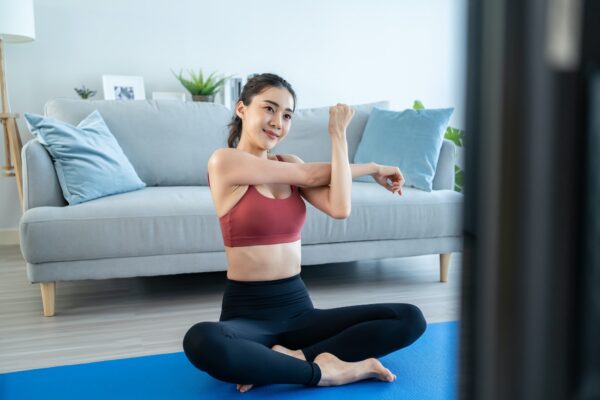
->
xmin=183 ymin=73 xmax=426 ymax=392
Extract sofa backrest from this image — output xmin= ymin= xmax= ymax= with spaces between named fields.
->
xmin=44 ymin=99 xmax=389 ymax=186
xmin=276 ymin=101 xmax=390 ymax=163
xmin=45 ymin=99 xmax=231 ymax=186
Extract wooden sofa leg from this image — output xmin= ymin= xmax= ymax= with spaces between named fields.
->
xmin=40 ymin=282 xmax=56 ymax=317
xmin=440 ymin=253 xmax=452 ymax=282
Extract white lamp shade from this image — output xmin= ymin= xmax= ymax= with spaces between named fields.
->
xmin=0 ymin=0 xmax=35 ymax=42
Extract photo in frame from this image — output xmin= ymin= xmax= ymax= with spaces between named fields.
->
xmin=102 ymin=75 xmax=146 ymax=100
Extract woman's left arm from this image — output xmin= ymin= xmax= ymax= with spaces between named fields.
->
xmin=305 ymin=162 xmax=378 ymax=183
xmin=305 ymin=162 xmax=404 ymax=195
xmin=285 ymin=155 xmax=403 ymax=217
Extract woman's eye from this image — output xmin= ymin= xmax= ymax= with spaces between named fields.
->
xmin=285 ymin=115 xmax=292 ymax=120
xmin=266 ymin=106 xmax=274 ymax=112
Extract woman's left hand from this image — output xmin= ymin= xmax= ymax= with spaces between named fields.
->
xmin=371 ymin=164 xmax=405 ymax=195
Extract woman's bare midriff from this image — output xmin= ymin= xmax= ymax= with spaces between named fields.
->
xmin=211 ymin=154 xmax=302 ymax=282
xmin=225 ymin=240 xmax=302 ymax=281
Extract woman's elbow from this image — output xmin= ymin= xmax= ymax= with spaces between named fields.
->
xmin=330 ymin=207 xmax=351 ymax=220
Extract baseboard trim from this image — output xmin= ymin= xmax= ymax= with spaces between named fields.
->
xmin=0 ymin=229 xmax=19 ymax=246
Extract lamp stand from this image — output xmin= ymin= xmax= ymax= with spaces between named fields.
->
xmin=0 ymin=38 xmax=24 ymax=208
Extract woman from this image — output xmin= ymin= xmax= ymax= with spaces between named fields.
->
xmin=183 ymin=73 xmax=426 ymax=392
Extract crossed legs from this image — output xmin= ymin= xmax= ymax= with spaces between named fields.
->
xmin=182 ymin=302 xmax=426 ymax=389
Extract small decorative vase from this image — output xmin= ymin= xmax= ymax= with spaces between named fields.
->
xmin=192 ymin=94 xmax=215 ymax=102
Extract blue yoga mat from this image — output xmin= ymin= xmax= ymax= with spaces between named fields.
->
xmin=0 ymin=321 xmax=459 ymax=400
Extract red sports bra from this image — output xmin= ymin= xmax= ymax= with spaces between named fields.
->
xmin=208 ymin=154 xmax=307 ymax=247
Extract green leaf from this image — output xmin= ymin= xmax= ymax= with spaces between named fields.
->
xmin=454 ymin=165 xmax=464 ymax=192
xmin=444 ymin=126 xmax=465 ymax=147
xmin=74 ymin=85 xmax=97 ymax=99
xmin=172 ymin=68 xmax=232 ymax=96
xmin=412 ymin=100 xmax=425 ymax=110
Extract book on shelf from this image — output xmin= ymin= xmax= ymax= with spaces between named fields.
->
xmin=216 ymin=76 xmax=245 ymax=110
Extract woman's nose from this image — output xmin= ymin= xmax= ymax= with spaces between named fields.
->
xmin=270 ymin=114 xmax=282 ymax=129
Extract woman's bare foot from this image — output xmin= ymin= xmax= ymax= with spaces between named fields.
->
xmin=314 ymin=352 xmax=397 ymax=386
xmin=236 ymin=383 xmax=253 ymax=393
xmin=234 ymin=345 xmax=306 ymax=392
xmin=272 ymin=344 xmax=306 ymax=361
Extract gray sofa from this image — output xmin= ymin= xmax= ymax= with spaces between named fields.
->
xmin=19 ymin=99 xmax=463 ymax=317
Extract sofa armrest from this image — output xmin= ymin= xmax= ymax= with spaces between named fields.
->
xmin=432 ymin=139 xmax=456 ymax=191
xmin=21 ymin=139 xmax=67 ymax=211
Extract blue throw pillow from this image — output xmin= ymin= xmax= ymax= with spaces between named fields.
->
xmin=353 ymin=107 xmax=454 ymax=191
xmin=24 ymin=110 xmax=145 ymax=205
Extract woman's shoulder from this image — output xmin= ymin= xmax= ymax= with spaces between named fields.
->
xmin=208 ymin=148 xmax=250 ymax=172
xmin=209 ymin=147 xmax=237 ymax=162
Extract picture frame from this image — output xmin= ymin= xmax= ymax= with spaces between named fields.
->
xmin=102 ymin=75 xmax=146 ymax=100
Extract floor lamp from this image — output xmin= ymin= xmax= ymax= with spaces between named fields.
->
xmin=0 ymin=0 xmax=35 ymax=209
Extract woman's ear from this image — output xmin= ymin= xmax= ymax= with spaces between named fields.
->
xmin=235 ymin=101 xmax=245 ymax=120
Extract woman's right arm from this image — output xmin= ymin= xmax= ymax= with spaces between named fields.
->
xmin=326 ymin=104 xmax=355 ymax=218
xmin=207 ymin=148 xmax=315 ymax=188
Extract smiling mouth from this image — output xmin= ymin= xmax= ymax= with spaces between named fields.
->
xmin=263 ymin=129 xmax=278 ymax=139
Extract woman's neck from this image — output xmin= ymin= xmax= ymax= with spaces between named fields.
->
xmin=236 ymin=141 xmax=269 ymax=159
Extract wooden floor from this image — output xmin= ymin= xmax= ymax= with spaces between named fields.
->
xmin=0 ymin=245 xmax=462 ymax=374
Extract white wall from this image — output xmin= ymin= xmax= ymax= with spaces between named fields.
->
xmin=0 ymin=0 xmax=467 ymax=229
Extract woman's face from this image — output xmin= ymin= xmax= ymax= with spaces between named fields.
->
xmin=236 ymin=86 xmax=295 ymax=151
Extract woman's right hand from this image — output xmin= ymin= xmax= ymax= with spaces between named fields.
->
xmin=328 ymin=103 xmax=355 ymax=137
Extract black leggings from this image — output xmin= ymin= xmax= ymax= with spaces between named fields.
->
xmin=182 ymin=273 xmax=426 ymax=386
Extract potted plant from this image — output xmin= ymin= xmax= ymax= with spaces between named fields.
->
xmin=172 ymin=68 xmax=230 ymax=102
xmin=74 ymin=85 xmax=97 ymax=99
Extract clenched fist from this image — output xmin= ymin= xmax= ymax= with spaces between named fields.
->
xmin=328 ymin=103 xmax=355 ymax=137
xmin=371 ymin=164 xmax=405 ymax=196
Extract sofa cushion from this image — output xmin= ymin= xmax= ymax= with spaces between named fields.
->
xmin=275 ymin=101 xmax=389 ymax=162
xmin=44 ymin=99 xmax=231 ymax=186
xmin=19 ymin=184 xmax=462 ymax=264
xmin=23 ymin=111 xmax=146 ymax=205
xmin=354 ymin=107 xmax=454 ymax=191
